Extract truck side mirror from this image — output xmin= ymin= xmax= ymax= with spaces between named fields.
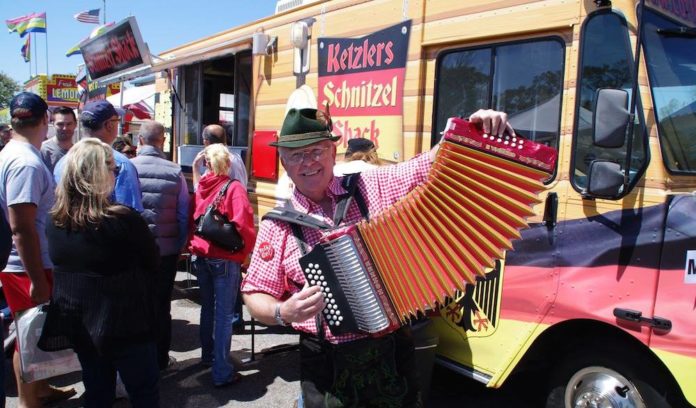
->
xmin=586 ymin=160 xmax=624 ymax=198
xmin=593 ymin=88 xmax=629 ymax=148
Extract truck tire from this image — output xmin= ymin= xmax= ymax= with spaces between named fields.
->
xmin=545 ymin=348 xmax=672 ymax=408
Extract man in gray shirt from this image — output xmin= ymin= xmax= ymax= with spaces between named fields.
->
xmin=0 ymin=92 xmax=75 ymax=407
xmin=131 ymin=120 xmax=189 ymax=370
xmin=41 ymin=106 xmax=76 ymax=173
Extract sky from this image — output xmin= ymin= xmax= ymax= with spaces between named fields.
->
xmin=0 ymin=0 xmax=276 ymax=85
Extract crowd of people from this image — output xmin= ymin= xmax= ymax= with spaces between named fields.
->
xmin=0 ymin=93 xmax=257 ymax=407
xmin=0 ymin=90 xmax=512 ymax=408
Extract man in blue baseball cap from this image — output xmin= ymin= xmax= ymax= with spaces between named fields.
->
xmin=0 ymin=92 xmax=76 ymax=406
xmin=53 ymin=100 xmax=143 ymax=212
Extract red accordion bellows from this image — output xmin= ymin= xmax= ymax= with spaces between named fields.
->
xmin=300 ymin=118 xmax=557 ymax=336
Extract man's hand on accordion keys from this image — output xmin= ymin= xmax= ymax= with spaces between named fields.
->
xmin=277 ymin=282 xmax=326 ymax=326
xmin=430 ymin=109 xmax=515 ymax=163
xmin=469 ymin=109 xmax=515 ymax=139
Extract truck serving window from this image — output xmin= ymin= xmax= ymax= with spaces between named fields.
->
xmin=643 ymin=7 xmax=696 ymax=174
xmin=572 ymin=11 xmax=648 ymax=191
xmin=432 ymin=38 xmax=564 ymax=157
xmin=175 ymin=51 xmax=252 ymax=149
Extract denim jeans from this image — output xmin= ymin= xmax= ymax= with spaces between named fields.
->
xmin=77 ymin=341 xmax=159 ymax=408
xmin=193 ymin=256 xmax=240 ymax=385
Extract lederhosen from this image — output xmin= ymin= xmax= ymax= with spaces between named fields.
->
xmin=264 ymin=174 xmax=422 ymax=408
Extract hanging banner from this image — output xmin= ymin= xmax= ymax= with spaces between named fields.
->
xmin=318 ymin=21 xmax=411 ymax=161
xmin=80 ymin=16 xmax=151 ymax=81
xmin=46 ymin=75 xmax=79 ymax=108
xmin=23 ymin=74 xmax=79 ymax=108
xmin=86 ymin=81 xmax=121 ymax=102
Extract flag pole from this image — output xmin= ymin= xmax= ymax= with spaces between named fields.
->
xmin=44 ymin=14 xmax=49 ymax=77
xmin=103 ymin=0 xmax=107 ymax=24
xmin=32 ymin=32 xmax=38 ymax=77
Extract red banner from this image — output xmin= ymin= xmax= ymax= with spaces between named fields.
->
xmin=318 ymin=21 xmax=411 ymax=160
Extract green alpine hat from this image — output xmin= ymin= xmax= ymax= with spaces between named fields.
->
xmin=270 ymin=108 xmax=340 ymax=148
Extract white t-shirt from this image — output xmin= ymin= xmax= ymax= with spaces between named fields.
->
xmin=0 ymin=140 xmax=55 ymax=272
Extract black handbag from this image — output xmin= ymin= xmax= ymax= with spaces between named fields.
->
xmin=194 ymin=180 xmax=244 ymax=252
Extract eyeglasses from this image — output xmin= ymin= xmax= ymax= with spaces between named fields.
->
xmin=282 ymin=146 xmax=330 ymax=166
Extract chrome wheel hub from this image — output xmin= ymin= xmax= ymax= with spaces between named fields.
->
xmin=565 ymin=367 xmax=646 ymax=408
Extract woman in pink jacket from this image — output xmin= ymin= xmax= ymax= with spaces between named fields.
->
xmin=188 ymin=143 xmax=255 ymax=387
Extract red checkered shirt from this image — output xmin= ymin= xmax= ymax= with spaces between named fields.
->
xmin=241 ymin=152 xmax=432 ymax=343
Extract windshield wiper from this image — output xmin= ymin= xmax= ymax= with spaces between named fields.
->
xmin=657 ymin=27 xmax=696 ymax=37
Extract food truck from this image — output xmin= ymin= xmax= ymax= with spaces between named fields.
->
xmin=153 ymin=0 xmax=696 ymax=406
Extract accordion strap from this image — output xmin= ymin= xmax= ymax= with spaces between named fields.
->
xmin=262 ymin=172 xmax=368 ymax=233
xmin=334 ymin=172 xmax=369 ymax=225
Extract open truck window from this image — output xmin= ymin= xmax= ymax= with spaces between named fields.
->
xmin=174 ymin=51 xmax=252 ymax=159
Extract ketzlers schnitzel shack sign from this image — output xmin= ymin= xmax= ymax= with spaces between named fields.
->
xmin=318 ymin=21 xmax=411 ymax=161
xmin=80 ymin=17 xmax=151 ymax=81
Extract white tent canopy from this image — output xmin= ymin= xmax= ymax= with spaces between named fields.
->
xmin=107 ymin=84 xmax=155 ymax=113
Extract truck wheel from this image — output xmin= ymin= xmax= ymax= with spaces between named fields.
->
xmin=545 ymin=349 xmax=671 ymax=408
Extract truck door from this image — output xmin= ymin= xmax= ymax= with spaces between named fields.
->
xmin=652 ymin=194 xmax=696 ymax=402
xmin=430 ymin=36 xmax=565 ymax=384
xmin=564 ymin=8 xmax=655 ymax=337
xmin=641 ymin=7 xmax=696 ymax=403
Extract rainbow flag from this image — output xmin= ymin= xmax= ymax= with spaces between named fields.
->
xmin=6 ymin=13 xmax=36 ymax=33
xmin=89 ymin=22 xmax=113 ymax=38
xmin=21 ymin=36 xmax=31 ymax=62
xmin=66 ymin=41 xmax=82 ymax=57
xmin=7 ymin=12 xmax=47 ymax=37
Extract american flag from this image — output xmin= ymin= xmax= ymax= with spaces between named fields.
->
xmin=74 ymin=9 xmax=100 ymax=24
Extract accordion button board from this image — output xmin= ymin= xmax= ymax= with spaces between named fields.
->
xmin=299 ymin=118 xmax=558 ymax=337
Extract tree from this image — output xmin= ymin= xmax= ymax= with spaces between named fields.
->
xmin=0 ymin=72 xmax=20 ymax=109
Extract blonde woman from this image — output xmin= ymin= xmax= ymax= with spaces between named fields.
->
xmin=188 ymin=143 xmax=256 ymax=387
xmin=39 ymin=138 xmax=160 ymax=407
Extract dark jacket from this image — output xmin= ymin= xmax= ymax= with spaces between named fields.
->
xmin=40 ymin=207 xmax=159 ymax=356
xmin=131 ymin=145 xmax=189 ymax=256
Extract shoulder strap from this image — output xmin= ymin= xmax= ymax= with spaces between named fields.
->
xmin=263 ymin=173 xmax=368 ymax=230
xmin=334 ymin=172 xmax=369 ymax=225
xmin=262 ymin=207 xmax=333 ymax=231
xmin=212 ymin=180 xmax=234 ymax=208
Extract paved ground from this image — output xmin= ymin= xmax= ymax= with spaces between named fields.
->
xmin=3 ymin=271 xmax=540 ymax=407
xmin=4 ymin=272 xmax=304 ymax=407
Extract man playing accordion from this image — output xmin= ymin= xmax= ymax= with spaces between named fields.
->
xmin=241 ymin=105 xmax=513 ymax=407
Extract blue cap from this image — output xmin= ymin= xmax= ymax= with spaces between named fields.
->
xmin=81 ymin=100 xmax=125 ymax=125
xmin=10 ymin=92 xmax=48 ymax=119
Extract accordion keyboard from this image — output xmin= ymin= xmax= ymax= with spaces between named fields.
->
xmin=300 ymin=234 xmax=391 ymax=335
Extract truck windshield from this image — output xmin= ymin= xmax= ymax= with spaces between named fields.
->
xmin=643 ymin=8 xmax=696 ymax=173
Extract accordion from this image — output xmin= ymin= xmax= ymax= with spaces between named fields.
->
xmin=300 ymin=117 xmax=557 ymax=337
